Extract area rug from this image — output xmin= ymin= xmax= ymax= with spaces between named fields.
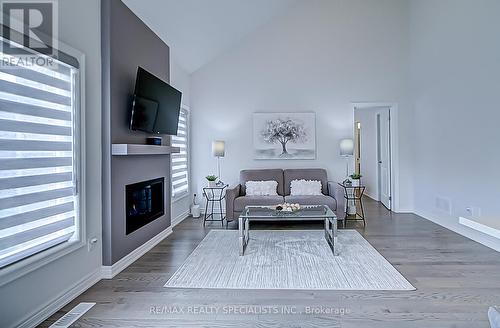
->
xmin=164 ymin=230 xmax=415 ymax=290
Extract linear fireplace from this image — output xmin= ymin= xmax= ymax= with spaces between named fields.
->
xmin=126 ymin=177 xmax=165 ymax=235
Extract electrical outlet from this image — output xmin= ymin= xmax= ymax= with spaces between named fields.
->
xmin=465 ymin=206 xmax=481 ymax=218
xmin=87 ymin=237 xmax=98 ymax=252
xmin=465 ymin=207 xmax=472 ymax=216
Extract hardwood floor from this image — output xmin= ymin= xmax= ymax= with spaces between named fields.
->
xmin=41 ymin=198 xmax=500 ymax=327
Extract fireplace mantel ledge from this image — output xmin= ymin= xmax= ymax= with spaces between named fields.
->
xmin=112 ymin=144 xmax=180 ymax=156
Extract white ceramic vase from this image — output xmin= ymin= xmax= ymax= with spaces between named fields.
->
xmin=190 ymin=204 xmax=201 ymax=218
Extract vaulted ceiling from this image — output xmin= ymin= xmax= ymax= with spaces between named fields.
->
xmin=122 ymin=0 xmax=298 ymax=73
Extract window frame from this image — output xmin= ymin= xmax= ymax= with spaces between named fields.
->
xmin=0 ymin=38 xmax=86 ymax=287
xmin=171 ymin=104 xmax=190 ymax=202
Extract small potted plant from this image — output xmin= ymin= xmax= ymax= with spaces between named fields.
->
xmin=349 ymin=173 xmax=362 ymax=186
xmin=206 ymin=175 xmax=218 ymax=187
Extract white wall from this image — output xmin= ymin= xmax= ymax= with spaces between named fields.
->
xmin=410 ymin=0 xmax=500 ymax=250
xmin=190 ymin=0 xmax=414 ymax=211
xmin=354 ymin=108 xmax=379 ymax=200
xmin=170 ymin=58 xmax=192 ymax=222
xmin=0 ymin=0 xmax=103 ymax=327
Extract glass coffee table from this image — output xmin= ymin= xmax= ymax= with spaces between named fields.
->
xmin=238 ymin=205 xmax=339 ymax=256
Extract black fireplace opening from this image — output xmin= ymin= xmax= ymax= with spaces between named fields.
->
xmin=126 ymin=177 xmax=165 ymax=235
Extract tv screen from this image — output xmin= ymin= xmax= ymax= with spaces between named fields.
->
xmin=130 ymin=95 xmax=158 ymax=133
xmin=130 ymin=67 xmax=182 ymax=135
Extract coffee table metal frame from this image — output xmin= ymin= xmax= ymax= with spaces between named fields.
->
xmin=238 ymin=205 xmax=339 ymax=256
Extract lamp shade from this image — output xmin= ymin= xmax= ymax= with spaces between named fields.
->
xmin=212 ymin=140 xmax=225 ymax=157
xmin=339 ymin=138 xmax=354 ymax=156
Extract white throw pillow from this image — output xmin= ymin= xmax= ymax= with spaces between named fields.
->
xmin=245 ymin=180 xmax=278 ymax=196
xmin=290 ymin=179 xmax=322 ymax=196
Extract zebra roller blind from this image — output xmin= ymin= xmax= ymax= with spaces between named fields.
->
xmin=0 ymin=40 xmax=80 ymax=269
xmin=171 ymin=107 xmax=189 ymax=198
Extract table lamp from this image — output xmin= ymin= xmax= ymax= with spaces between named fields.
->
xmin=212 ymin=140 xmax=225 ymax=184
xmin=339 ymin=138 xmax=354 ymax=178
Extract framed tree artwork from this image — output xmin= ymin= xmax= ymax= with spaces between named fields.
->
xmin=253 ymin=112 xmax=316 ymax=160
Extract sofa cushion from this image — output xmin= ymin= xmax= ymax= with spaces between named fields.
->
xmin=284 ymin=195 xmax=336 ymax=211
xmin=284 ymin=169 xmax=328 ymax=195
xmin=290 ymin=179 xmax=322 ymax=196
xmin=245 ymin=180 xmax=278 ymax=196
xmin=240 ymin=169 xmax=284 ymax=196
xmin=234 ymin=195 xmax=284 ymax=212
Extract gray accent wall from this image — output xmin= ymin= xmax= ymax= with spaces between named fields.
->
xmin=110 ymin=157 xmax=170 ymax=264
xmin=107 ymin=0 xmax=170 ymax=144
xmin=101 ymin=0 xmax=172 ymax=266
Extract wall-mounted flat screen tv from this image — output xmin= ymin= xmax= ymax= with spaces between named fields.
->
xmin=130 ymin=67 xmax=182 ymax=135
xmin=130 ymin=95 xmax=158 ymax=133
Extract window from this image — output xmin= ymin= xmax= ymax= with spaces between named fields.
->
xmin=0 ymin=39 xmax=81 ymax=269
xmin=171 ymin=106 xmax=189 ymax=199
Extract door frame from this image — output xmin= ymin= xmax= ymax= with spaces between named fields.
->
xmin=351 ymin=102 xmax=400 ymax=212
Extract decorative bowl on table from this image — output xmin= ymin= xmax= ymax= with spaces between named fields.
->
xmin=274 ymin=203 xmax=301 ymax=213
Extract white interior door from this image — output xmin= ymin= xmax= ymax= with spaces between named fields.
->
xmin=377 ymin=109 xmax=392 ymax=210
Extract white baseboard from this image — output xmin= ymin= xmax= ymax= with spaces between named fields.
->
xmin=415 ymin=209 xmax=500 ymax=252
xmin=101 ymin=226 xmax=173 ymax=279
xmin=394 ymin=208 xmax=414 ymax=214
xmin=358 ymin=192 xmax=412 ymax=214
xmin=171 ymin=209 xmax=190 ymax=228
xmin=364 ymin=192 xmax=379 ymax=202
xmin=459 ymin=217 xmax=500 ymax=240
xmin=16 ymin=267 xmax=102 ymax=328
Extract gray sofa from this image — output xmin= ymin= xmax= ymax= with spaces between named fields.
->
xmin=225 ymin=168 xmax=344 ymax=221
